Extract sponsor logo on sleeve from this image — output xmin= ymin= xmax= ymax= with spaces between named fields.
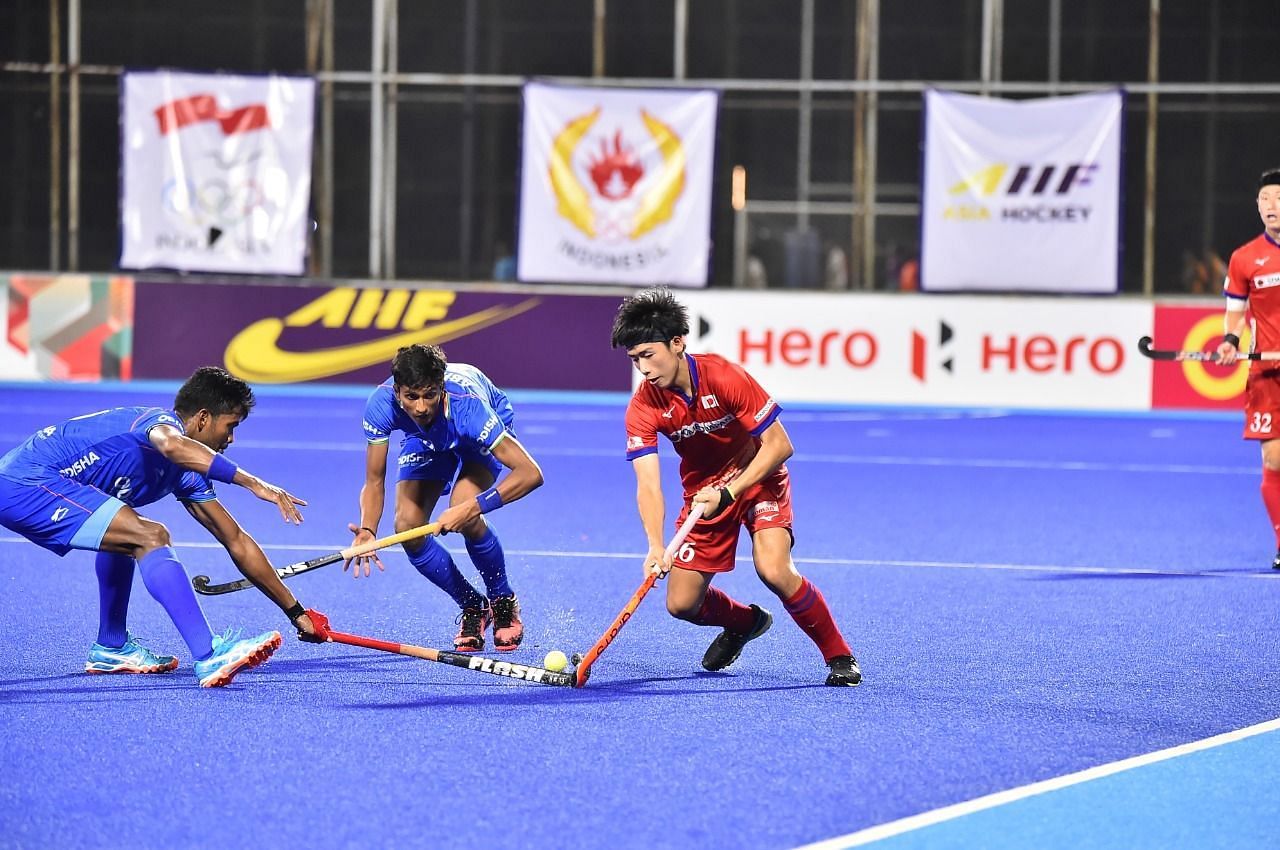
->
xmin=626 ymin=435 xmax=644 ymax=450
xmin=753 ymin=399 xmax=776 ymax=422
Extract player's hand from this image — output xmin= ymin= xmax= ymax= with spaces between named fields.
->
xmin=244 ymin=475 xmax=307 ymax=524
xmin=293 ymin=611 xmax=327 ymax=643
xmin=1217 ymin=339 xmax=1240 ymax=366
xmin=644 ymin=543 xmax=674 ymax=577
xmin=692 ymin=485 xmax=733 ymax=521
xmin=343 ymin=523 xmax=384 ymax=577
xmin=437 ymin=500 xmax=481 ymax=535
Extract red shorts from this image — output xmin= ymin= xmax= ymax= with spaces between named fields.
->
xmin=671 ymin=466 xmax=793 ymax=574
xmin=1243 ymin=368 xmax=1280 ymax=440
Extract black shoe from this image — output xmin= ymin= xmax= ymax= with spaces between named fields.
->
xmin=1272 ymin=551 xmax=1280 ymax=571
xmin=453 ymin=605 xmax=490 ymax=652
xmin=701 ymin=604 xmax=773 ymax=672
xmin=825 ymin=655 xmax=862 ymax=687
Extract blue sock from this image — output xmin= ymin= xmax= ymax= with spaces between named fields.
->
xmin=137 ymin=547 xmax=215 ymax=659
xmin=466 ymin=524 xmax=512 ymax=599
xmin=94 ymin=551 xmax=134 ymax=647
xmin=408 ymin=538 xmax=486 ymax=609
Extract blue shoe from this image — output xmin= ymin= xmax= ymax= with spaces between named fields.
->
xmin=85 ymin=632 xmax=179 ymax=674
xmin=193 ymin=628 xmax=282 ymax=688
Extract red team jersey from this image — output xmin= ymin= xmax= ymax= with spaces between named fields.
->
xmin=624 ymin=353 xmax=789 ymax=572
xmin=1224 ymin=232 xmax=1280 ymax=439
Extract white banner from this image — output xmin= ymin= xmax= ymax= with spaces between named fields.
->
xmin=670 ymin=291 xmax=1153 ymax=410
xmin=921 ymin=89 xmax=1123 ymax=294
xmin=120 ymin=70 xmax=315 ymax=275
xmin=517 ymin=82 xmax=719 ymax=287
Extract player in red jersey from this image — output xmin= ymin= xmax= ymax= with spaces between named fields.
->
xmin=1218 ymin=168 xmax=1280 ymax=569
xmin=610 ymin=288 xmax=860 ymax=686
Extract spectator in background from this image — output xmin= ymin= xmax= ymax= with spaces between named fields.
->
xmin=824 ymin=245 xmax=849 ymax=290
xmin=1216 ymin=167 xmax=1280 ymax=570
xmin=492 ymin=242 xmax=516 ymax=281
xmin=898 ymin=257 xmax=919 ymax=292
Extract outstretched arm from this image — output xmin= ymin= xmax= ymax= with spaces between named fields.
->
xmin=182 ymin=499 xmax=322 ymax=641
xmin=692 ymin=419 xmax=794 ymax=520
xmin=149 ymin=424 xmax=306 ymax=524
xmin=434 ymin=434 xmax=544 ymax=533
xmin=346 ymin=441 xmax=390 ymax=576
xmin=633 ymin=453 xmax=672 ymax=576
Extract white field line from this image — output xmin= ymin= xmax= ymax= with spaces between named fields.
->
xmin=76 ymin=437 xmax=1244 ymax=476
xmin=792 ymin=717 xmax=1280 ymax=849
xmin=1 ymin=538 xmax=1273 ymax=580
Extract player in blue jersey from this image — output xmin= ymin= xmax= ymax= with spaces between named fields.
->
xmin=0 ymin=367 xmax=325 ymax=687
xmin=345 ymin=344 xmax=544 ymax=652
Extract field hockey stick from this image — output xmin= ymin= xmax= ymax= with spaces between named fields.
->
xmin=306 ymin=609 xmax=576 ymax=687
xmin=191 ymin=522 xmax=441 ymax=595
xmin=572 ymin=503 xmax=705 ymax=688
xmin=1137 ymin=335 xmax=1280 ymax=362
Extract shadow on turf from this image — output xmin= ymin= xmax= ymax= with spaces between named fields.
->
xmin=257 ymin=654 xmax=830 ymax=707
xmin=0 ymin=671 xmax=195 ymax=702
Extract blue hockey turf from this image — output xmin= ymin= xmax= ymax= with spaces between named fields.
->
xmin=1 ymin=384 xmax=1278 ymax=849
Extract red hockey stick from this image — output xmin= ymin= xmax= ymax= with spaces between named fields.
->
xmin=572 ymin=504 xmax=705 ymax=687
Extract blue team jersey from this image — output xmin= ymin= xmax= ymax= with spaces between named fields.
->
xmin=0 ymin=406 xmax=216 ymax=507
xmin=361 ymin=364 xmax=515 ymax=455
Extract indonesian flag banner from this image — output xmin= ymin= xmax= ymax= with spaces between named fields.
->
xmin=517 ymin=82 xmax=719 ymax=287
xmin=920 ymin=89 xmax=1123 ymax=293
xmin=120 ymin=70 xmax=315 ymax=275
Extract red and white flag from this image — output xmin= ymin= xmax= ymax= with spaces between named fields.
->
xmin=517 ymin=82 xmax=719 ymax=287
xmin=120 ymin=70 xmax=315 ymax=275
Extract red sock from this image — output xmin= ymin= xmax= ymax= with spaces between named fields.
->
xmin=1262 ymin=468 xmax=1280 ymax=549
xmin=692 ymin=586 xmax=757 ymax=634
xmin=783 ymin=578 xmax=851 ymax=661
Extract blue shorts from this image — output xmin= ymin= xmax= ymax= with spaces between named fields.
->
xmin=396 ymin=436 xmax=502 ymax=494
xmin=0 ymin=473 xmax=125 ymax=556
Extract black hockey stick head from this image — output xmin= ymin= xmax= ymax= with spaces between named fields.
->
xmin=1136 ymin=336 xmax=1177 ymax=360
xmin=191 ymin=574 xmax=252 ymax=595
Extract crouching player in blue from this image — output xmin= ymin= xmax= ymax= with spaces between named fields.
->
xmin=345 ymin=344 xmax=543 ymax=652
xmin=0 ymin=367 xmax=325 ymax=688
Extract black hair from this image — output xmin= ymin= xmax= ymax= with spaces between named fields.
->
xmin=610 ymin=288 xmax=691 ymax=349
xmin=173 ymin=366 xmax=256 ymax=418
xmin=1259 ymin=169 xmax=1280 ymax=192
xmin=392 ymin=344 xmax=447 ymax=389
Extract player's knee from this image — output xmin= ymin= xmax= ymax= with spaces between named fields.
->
xmin=137 ymin=520 xmax=171 ymax=551
xmin=666 ymin=596 xmax=701 ymax=621
xmin=458 ymin=515 xmax=488 ymax=539
xmin=395 ymin=514 xmax=425 ymax=535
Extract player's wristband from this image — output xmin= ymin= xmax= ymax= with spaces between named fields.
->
xmin=360 ymin=526 xmax=376 ymax=537
xmin=717 ymin=486 xmax=735 ymax=513
xmin=1223 ymin=333 xmax=1241 ymax=349
xmin=476 ymin=486 xmax=504 ymax=514
xmin=207 ymin=454 xmax=240 ymax=484
xmin=284 ymin=601 xmax=306 ymax=623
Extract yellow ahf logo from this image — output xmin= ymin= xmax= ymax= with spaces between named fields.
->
xmin=224 ymin=288 xmax=540 ymax=383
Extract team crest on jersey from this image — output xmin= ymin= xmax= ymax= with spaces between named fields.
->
xmin=700 ymin=394 xmax=720 ymax=409
xmin=38 ymin=426 xmax=56 ymax=438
